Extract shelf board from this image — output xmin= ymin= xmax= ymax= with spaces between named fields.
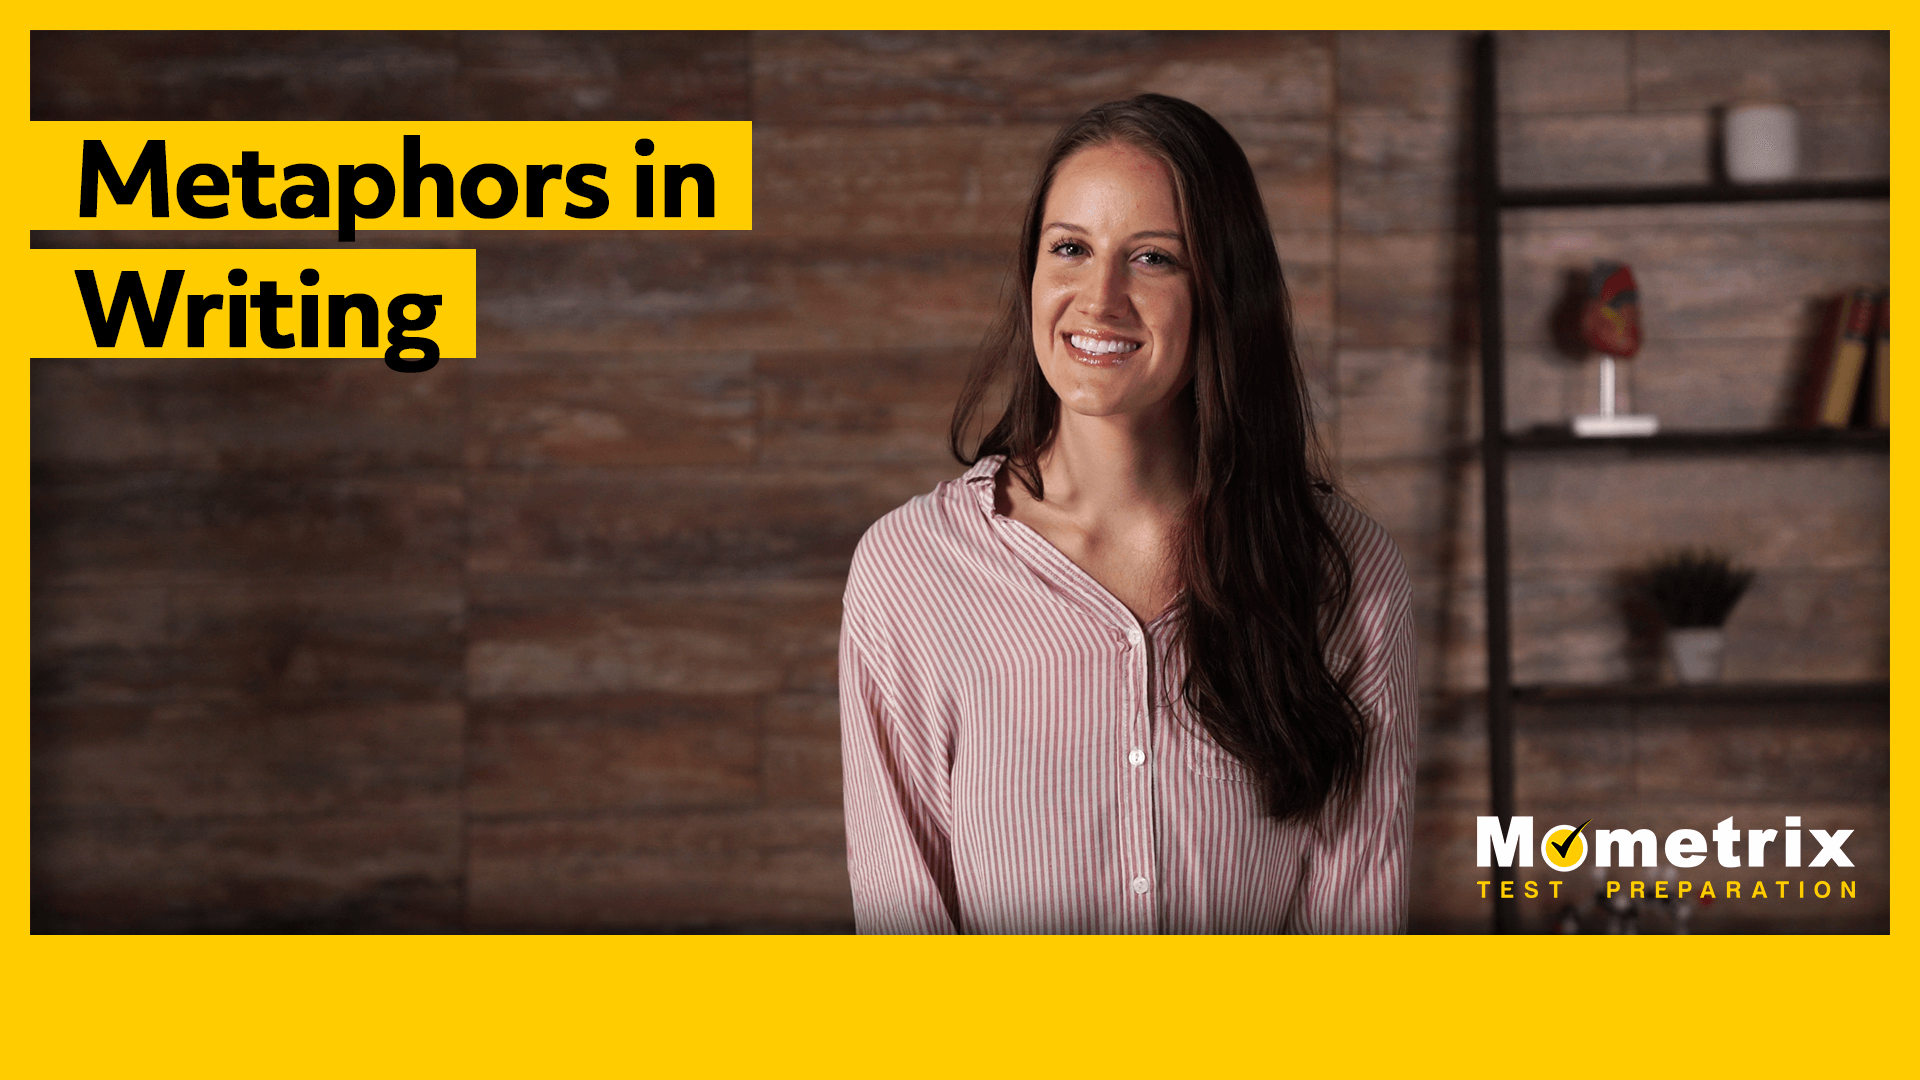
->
xmin=1501 ymin=428 xmax=1887 ymax=453
xmin=1512 ymin=681 xmax=1887 ymax=705
xmin=1498 ymin=178 xmax=1888 ymax=209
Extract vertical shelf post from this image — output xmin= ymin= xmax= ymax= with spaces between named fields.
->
xmin=1472 ymin=31 xmax=1519 ymax=933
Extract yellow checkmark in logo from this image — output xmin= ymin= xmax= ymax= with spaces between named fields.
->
xmin=1541 ymin=820 xmax=1591 ymax=871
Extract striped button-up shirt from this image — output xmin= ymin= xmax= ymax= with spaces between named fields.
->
xmin=839 ymin=455 xmax=1417 ymax=933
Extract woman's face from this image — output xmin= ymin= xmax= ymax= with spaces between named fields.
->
xmin=1030 ymin=142 xmax=1196 ymax=426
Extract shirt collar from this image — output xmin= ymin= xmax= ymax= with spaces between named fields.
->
xmin=961 ymin=454 xmax=1005 ymax=516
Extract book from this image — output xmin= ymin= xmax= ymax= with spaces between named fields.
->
xmin=1868 ymin=293 xmax=1889 ymax=428
xmin=1809 ymin=288 xmax=1875 ymax=428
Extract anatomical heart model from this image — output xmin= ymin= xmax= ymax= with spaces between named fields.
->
xmin=1573 ymin=260 xmax=1657 ymax=436
xmin=1581 ymin=262 xmax=1642 ymax=358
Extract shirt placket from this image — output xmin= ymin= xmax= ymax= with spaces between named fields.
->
xmin=1119 ymin=619 xmax=1158 ymax=933
xmin=975 ymin=470 xmax=1163 ymax=934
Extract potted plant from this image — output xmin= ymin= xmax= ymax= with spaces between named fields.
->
xmin=1639 ymin=548 xmax=1755 ymax=684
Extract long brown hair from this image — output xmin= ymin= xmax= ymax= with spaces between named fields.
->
xmin=949 ymin=93 xmax=1365 ymax=822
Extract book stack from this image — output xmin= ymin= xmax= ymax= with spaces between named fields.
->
xmin=1806 ymin=289 xmax=1890 ymax=430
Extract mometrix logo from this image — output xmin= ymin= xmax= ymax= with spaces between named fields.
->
xmin=1477 ymin=816 xmax=1855 ymax=870
xmin=1540 ymin=820 xmax=1591 ymax=872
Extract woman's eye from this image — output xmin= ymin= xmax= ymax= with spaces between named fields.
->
xmin=1048 ymin=240 xmax=1088 ymax=257
xmin=1136 ymin=250 xmax=1175 ymax=268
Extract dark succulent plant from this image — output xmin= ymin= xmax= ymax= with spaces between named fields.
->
xmin=1640 ymin=548 xmax=1755 ymax=628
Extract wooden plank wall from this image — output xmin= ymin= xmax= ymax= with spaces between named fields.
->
xmin=30 ymin=31 xmax=1887 ymax=932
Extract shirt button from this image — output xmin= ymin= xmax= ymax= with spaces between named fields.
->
xmin=1126 ymin=627 xmax=1143 ymax=645
xmin=1127 ymin=747 xmax=1146 ymax=767
xmin=1131 ymin=877 xmax=1150 ymax=894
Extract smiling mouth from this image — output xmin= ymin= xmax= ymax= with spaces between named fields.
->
xmin=1065 ymin=333 xmax=1143 ymax=365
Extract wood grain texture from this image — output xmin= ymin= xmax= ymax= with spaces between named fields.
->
xmin=467 ymin=582 xmax=844 ymax=700
xmin=753 ymin=125 xmax=1049 ymax=240
xmin=1336 ymin=31 xmax=1468 ymax=117
xmin=466 ymin=694 xmax=761 ymax=815
xmin=466 ymin=465 xmax=950 ymax=581
xmin=1339 ymin=114 xmax=1468 ymax=234
xmin=1336 ymin=231 xmax=1474 ymax=350
xmin=763 ymin=693 xmax=844 ymax=809
xmin=1630 ymin=31 xmax=1888 ymax=110
xmin=32 ymin=30 xmax=751 ymax=121
xmin=1335 ymin=346 xmax=1478 ymax=464
xmin=466 ymin=809 xmax=852 ymax=930
xmin=34 ymin=475 xmax=467 ymax=583
xmin=476 ymin=233 xmax=1009 ymax=353
xmin=28 ymin=30 xmax=1886 ymax=932
xmin=752 ymin=31 xmax=1333 ymax=125
xmin=1501 ymin=112 xmax=1711 ymax=188
xmin=32 ymin=359 xmax=465 ymax=476
xmin=33 ymin=810 xmax=464 ymax=932
xmin=1504 ymin=340 xmax=1812 ymax=433
xmin=1501 ymin=217 xmax=1887 ymax=347
xmin=756 ymin=347 xmax=972 ymax=466
xmin=1505 ymin=454 xmax=1887 ymax=571
xmin=1496 ymin=31 xmax=1630 ymax=115
xmin=469 ymin=353 xmax=756 ymax=468
xmin=34 ymin=700 xmax=464 ymax=820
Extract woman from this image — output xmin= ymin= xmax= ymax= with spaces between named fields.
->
xmin=839 ymin=94 xmax=1416 ymax=933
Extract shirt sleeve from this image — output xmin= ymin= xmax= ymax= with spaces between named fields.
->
xmin=1286 ymin=519 xmax=1420 ymax=934
xmin=838 ymin=553 xmax=962 ymax=934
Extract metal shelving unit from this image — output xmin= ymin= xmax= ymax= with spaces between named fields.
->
xmin=1501 ymin=179 xmax=1888 ymax=209
xmin=1506 ymin=428 xmax=1887 ymax=453
xmin=1470 ymin=32 xmax=1889 ymax=933
xmin=1511 ymin=681 xmax=1888 ymax=706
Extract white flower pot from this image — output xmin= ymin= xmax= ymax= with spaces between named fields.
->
xmin=1724 ymin=104 xmax=1800 ymax=183
xmin=1666 ymin=627 xmax=1727 ymax=684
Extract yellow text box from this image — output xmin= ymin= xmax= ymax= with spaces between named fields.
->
xmin=30 ymin=121 xmax=752 ymax=236
xmin=25 ymin=248 xmax=476 ymax=365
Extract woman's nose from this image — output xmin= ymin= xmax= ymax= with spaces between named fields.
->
xmin=1077 ymin=257 xmax=1131 ymax=319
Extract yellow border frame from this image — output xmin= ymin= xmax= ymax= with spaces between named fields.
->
xmin=12 ymin=8 xmax=1907 ymax=1073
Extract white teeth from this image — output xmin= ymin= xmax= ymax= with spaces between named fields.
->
xmin=1070 ymin=334 xmax=1141 ymax=355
